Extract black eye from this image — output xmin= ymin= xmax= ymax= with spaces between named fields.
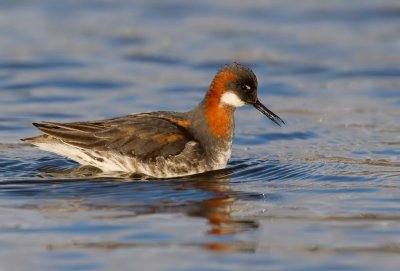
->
xmin=241 ymin=84 xmax=250 ymax=91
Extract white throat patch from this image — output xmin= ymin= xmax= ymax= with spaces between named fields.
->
xmin=220 ymin=91 xmax=245 ymax=107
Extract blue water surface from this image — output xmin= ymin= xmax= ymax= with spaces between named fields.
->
xmin=0 ymin=0 xmax=399 ymax=270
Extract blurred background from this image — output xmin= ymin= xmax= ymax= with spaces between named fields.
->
xmin=0 ymin=0 xmax=399 ymax=270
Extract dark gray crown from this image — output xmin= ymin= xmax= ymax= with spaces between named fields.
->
xmin=219 ymin=62 xmax=258 ymax=88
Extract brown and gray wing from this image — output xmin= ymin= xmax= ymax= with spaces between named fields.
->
xmin=28 ymin=114 xmax=199 ymax=160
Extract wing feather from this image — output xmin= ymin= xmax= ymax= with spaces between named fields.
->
xmin=28 ymin=112 xmax=197 ymax=160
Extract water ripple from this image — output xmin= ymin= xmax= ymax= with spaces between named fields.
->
xmin=3 ymin=79 xmax=130 ymax=91
xmin=0 ymin=59 xmax=84 ymax=70
xmin=124 ymin=53 xmax=183 ymax=65
xmin=236 ymin=131 xmax=319 ymax=145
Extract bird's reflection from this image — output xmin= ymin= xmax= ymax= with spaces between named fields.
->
xmin=5 ymin=165 xmax=260 ymax=252
xmin=175 ymin=169 xmax=260 ymax=252
xmin=184 ymin=169 xmax=259 ymax=236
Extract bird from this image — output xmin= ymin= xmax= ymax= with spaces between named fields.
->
xmin=22 ymin=63 xmax=285 ymax=178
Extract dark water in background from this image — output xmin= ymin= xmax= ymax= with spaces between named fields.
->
xmin=0 ymin=0 xmax=399 ymax=270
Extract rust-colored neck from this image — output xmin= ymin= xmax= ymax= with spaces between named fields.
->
xmin=203 ymin=71 xmax=237 ymax=139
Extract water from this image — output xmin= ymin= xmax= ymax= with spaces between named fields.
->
xmin=0 ymin=0 xmax=399 ymax=270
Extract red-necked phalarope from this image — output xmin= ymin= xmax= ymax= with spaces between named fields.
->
xmin=23 ymin=63 xmax=285 ymax=178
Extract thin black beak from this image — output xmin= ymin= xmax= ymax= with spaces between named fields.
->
xmin=253 ymin=100 xmax=285 ymax=127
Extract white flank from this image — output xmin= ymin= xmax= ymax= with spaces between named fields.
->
xmin=32 ymin=140 xmax=230 ymax=178
xmin=220 ymin=91 xmax=245 ymax=107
